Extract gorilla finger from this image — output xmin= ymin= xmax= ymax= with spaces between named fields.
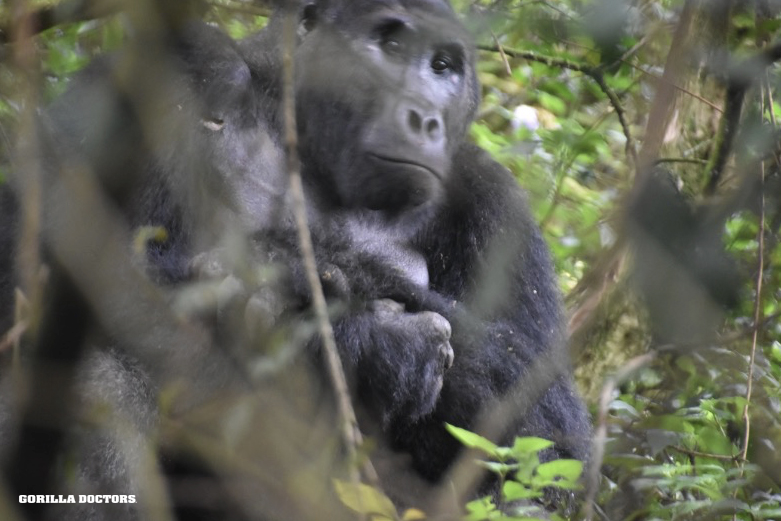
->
xmin=245 ymin=286 xmax=287 ymax=334
xmin=440 ymin=341 xmax=454 ymax=370
xmin=368 ymin=298 xmax=405 ymax=315
xmin=319 ymin=262 xmax=349 ymax=298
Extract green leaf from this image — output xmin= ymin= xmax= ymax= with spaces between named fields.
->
xmin=464 ymin=496 xmax=497 ymax=521
xmin=511 ymin=437 xmax=555 ymax=455
xmin=477 ymin=460 xmax=518 ymax=475
xmin=401 ymin=508 xmax=427 ymax=520
xmin=445 ymin=424 xmax=498 ymax=456
xmin=755 ymin=508 xmax=781 ymax=518
xmin=535 ymin=459 xmax=584 ymax=485
xmin=646 ymin=429 xmax=680 ymax=456
xmin=503 ymin=481 xmax=543 ymax=501
xmin=694 ymin=426 xmax=738 ymax=457
xmin=333 ymin=479 xmax=396 ymax=519
xmin=538 ymin=92 xmax=567 ymax=116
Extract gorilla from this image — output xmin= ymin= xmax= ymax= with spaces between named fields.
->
xmin=0 ymin=0 xmax=591 ymax=518
xmin=257 ymin=0 xmax=591 ymax=484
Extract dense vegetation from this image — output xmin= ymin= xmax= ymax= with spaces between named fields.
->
xmin=1 ymin=0 xmax=780 ymax=519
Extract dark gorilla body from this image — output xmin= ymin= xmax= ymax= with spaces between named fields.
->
xmin=0 ymin=0 xmax=590 ymax=517
xmin=265 ymin=0 xmax=591 ymax=484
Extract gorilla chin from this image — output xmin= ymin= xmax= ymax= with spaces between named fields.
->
xmin=362 ymin=154 xmax=445 ymax=210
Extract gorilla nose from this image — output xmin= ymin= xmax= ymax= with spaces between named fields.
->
xmin=401 ymin=103 xmax=444 ymax=144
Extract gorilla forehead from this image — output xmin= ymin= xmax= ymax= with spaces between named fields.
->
xmin=359 ymin=0 xmax=454 ymax=14
xmin=321 ymin=0 xmax=463 ymax=30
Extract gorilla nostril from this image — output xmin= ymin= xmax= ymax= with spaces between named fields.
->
xmin=402 ymin=103 xmax=444 ymax=143
xmin=425 ymin=118 xmax=441 ymax=140
xmin=408 ymin=109 xmax=423 ymax=132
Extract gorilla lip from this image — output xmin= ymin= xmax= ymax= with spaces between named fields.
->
xmin=367 ymin=153 xmax=443 ymax=180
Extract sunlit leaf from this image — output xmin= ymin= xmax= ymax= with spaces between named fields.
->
xmin=445 ymin=424 xmax=498 ymax=456
xmin=511 ymin=437 xmax=554 ymax=454
xmin=333 ymin=480 xmax=396 ymax=519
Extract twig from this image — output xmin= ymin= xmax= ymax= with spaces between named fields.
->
xmin=605 ymin=33 xmax=650 ymax=71
xmin=544 ymin=34 xmax=723 ymax=114
xmin=476 ymin=46 xmax=590 ymax=76
xmin=589 ymin=69 xmax=637 ymax=166
xmin=0 ymin=320 xmax=27 ymax=354
xmin=655 ymin=157 xmax=707 ymax=166
xmin=632 ymin=63 xmax=723 ymax=113
xmin=278 ymin=9 xmax=378 ymax=491
xmin=489 ymin=32 xmax=512 ymax=76
xmin=582 ymin=351 xmax=657 ymax=521
xmin=669 ymin=446 xmax=744 ymax=463
xmin=704 ymin=82 xmax=744 ymax=194
xmin=634 ymin=0 xmax=697 ymax=182
xmin=738 ymin=94 xmax=767 ymax=468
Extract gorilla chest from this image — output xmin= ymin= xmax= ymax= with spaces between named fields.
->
xmin=346 ymin=218 xmax=430 ymax=290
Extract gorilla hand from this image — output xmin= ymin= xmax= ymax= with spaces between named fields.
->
xmin=343 ymin=299 xmax=454 ymax=426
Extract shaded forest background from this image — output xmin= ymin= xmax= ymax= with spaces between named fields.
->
xmin=0 ymin=0 xmax=780 ymax=519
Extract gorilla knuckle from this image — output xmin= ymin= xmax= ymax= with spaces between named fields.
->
xmin=417 ymin=311 xmax=452 ymax=342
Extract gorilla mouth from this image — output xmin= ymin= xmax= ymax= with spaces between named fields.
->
xmin=368 ymin=154 xmax=443 ymax=180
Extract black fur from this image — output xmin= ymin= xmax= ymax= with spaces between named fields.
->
xmin=249 ymin=0 xmax=592 ymax=487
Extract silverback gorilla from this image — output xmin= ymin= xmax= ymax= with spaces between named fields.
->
xmin=0 ymin=0 xmax=591 ymax=518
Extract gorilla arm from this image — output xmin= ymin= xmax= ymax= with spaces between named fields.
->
xmin=395 ymin=143 xmax=592 ymax=482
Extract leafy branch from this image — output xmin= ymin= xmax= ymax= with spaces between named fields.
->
xmin=478 ymin=44 xmax=637 ymax=165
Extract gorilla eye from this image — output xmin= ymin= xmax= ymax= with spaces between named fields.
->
xmin=374 ymin=19 xmax=407 ymax=54
xmin=299 ymin=3 xmax=318 ymax=35
xmin=382 ymin=37 xmax=401 ymax=53
xmin=201 ymin=118 xmax=225 ymax=132
xmin=431 ymin=55 xmax=452 ymax=73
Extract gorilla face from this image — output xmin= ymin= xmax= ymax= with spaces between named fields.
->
xmin=293 ymin=0 xmax=479 ymax=212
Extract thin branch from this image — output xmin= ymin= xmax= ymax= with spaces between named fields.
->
xmin=489 ymin=32 xmax=512 ymax=76
xmin=632 ymin=63 xmax=723 ymax=113
xmin=655 ymin=157 xmax=708 ymax=166
xmin=634 ymin=0 xmax=697 ymax=182
xmin=278 ymin=9 xmax=379 ymax=492
xmin=738 ymin=99 xmax=767 ymax=467
xmin=704 ymin=82 xmax=745 ymax=194
xmin=701 ymin=37 xmax=781 ymax=194
xmin=476 ymin=45 xmax=591 ymax=77
xmin=669 ymin=446 xmax=744 ymax=463
xmin=0 ymin=320 xmax=26 ymax=354
xmin=605 ymin=32 xmax=650 ymax=71
xmin=590 ymin=69 xmax=637 ymax=166
xmin=547 ymin=36 xmax=724 ymax=113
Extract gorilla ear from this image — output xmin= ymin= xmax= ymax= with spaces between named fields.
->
xmin=299 ymin=2 xmax=319 ymax=36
